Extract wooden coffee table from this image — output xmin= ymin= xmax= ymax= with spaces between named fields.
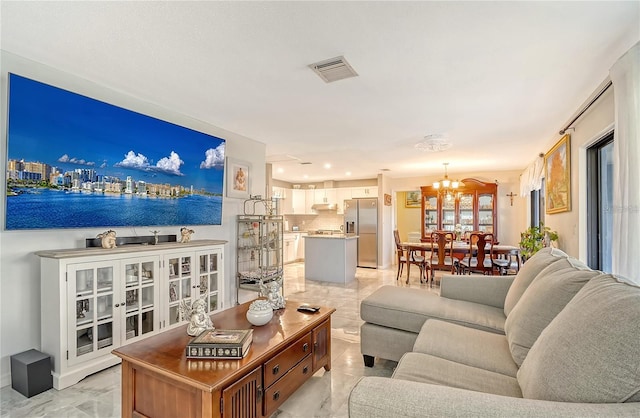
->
xmin=113 ymin=300 xmax=335 ymax=418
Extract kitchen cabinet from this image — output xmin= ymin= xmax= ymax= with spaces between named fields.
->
xmin=290 ymin=189 xmax=306 ymax=214
xmin=283 ymin=233 xmax=297 ymax=264
xmin=336 ymin=188 xmax=351 ymax=214
xmin=313 ymin=188 xmax=337 ymax=205
xmin=272 ymin=186 xmax=287 ymax=199
xmin=236 ymin=215 xmax=284 ymax=294
xmin=36 ymin=240 xmax=226 ymax=390
xmin=420 ymin=178 xmax=498 ymax=242
xmin=351 ymin=186 xmax=378 ymax=198
xmin=297 ymin=233 xmax=307 ymax=260
xmin=305 ymin=190 xmax=315 ymax=213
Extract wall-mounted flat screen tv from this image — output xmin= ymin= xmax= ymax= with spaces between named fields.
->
xmin=5 ymin=73 xmax=226 ymax=230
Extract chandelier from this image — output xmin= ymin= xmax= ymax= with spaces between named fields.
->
xmin=433 ymin=163 xmax=463 ymax=200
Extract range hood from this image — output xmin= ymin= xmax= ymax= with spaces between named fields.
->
xmin=311 ymin=203 xmax=338 ymax=211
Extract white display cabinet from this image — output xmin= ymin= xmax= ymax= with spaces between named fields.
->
xmin=36 ymin=239 xmax=225 ymax=390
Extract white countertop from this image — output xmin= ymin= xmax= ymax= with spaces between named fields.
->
xmin=303 ymin=234 xmax=358 ymax=240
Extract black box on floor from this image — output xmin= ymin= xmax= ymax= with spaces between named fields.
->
xmin=10 ymin=349 xmax=53 ymax=398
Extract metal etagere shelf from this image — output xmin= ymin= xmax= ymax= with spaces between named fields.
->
xmin=236 ymin=196 xmax=283 ymax=298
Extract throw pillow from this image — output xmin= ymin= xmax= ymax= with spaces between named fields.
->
xmin=504 ymin=257 xmax=600 ymax=366
xmin=503 ymin=247 xmax=567 ymax=316
xmin=517 ymin=274 xmax=640 ymax=403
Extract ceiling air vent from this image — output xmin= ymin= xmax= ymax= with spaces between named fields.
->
xmin=309 ymin=56 xmax=358 ymax=83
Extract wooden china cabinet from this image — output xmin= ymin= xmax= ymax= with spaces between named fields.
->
xmin=420 ymin=178 xmax=498 ymax=242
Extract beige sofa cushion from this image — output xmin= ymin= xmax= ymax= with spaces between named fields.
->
xmin=413 ymin=320 xmax=518 ymax=377
xmin=518 ymin=274 xmax=640 ymax=403
xmin=393 ymin=352 xmax=523 ymax=398
xmin=361 ymin=286 xmax=506 ymax=334
xmin=503 ymin=247 xmax=567 ymax=316
xmin=504 ymin=257 xmax=600 ymax=366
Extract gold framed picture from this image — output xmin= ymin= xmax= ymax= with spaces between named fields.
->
xmin=544 ymin=134 xmax=571 ymax=214
xmin=405 ymin=191 xmax=421 ymax=208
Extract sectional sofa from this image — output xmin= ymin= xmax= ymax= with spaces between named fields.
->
xmin=349 ymin=247 xmax=640 ymax=416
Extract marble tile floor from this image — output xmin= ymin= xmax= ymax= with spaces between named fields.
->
xmin=1 ymin=263 xmax=440 ymax=418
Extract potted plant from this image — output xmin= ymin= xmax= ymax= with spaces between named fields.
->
xmin=519 ymin=223 xmax=559 ymax=262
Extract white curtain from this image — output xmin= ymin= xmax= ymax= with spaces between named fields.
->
xmin=519 ymin=155 xmax=544 ymax=197
xmin=610 ymin=41 xmax=640 ymax=284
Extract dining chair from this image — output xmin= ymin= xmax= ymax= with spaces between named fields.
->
xmin=493 ymin=248 xmax=521 ymax=275
xmin=458 ymin=232 xmax=496 ymax=275
xmin=428 ymin=231 xmax=456 ymax=286
xmin=394 ymin=230 xmax=428 ymax=284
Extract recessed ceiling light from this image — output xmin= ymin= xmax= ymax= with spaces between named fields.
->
xmin=303 ymin=174 xmax=308 ymax=179
xmin=345 ymin=171 xmax=352 ymax=176
xmin=324 ymin=163 xmax=331 ymax=169
xmin=277 ymin=168 xmax=284 ymax=173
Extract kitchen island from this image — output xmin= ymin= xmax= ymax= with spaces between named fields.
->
xmin=304 ymin=234 xmax=358 ymax=283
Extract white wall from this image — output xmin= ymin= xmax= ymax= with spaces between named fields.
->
xmin=0 ymin=51 xmax=266 ymax=387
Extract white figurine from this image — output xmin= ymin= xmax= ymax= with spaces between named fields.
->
xmin=97 ymin=230 xmax=117 ymax=249
xmin=179 ymin=297 xmax=214 ymax=336
xmin=180 ymin=227 xmax=195 ymax=243
xmin=259 ymin=279 xmax=286 ymax=310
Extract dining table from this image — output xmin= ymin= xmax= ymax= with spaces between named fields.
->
xmin=402 ymin=241 xmax=521 ymax=275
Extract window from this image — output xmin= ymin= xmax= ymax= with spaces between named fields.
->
xmin=587 ymin=132 xmax=614 ymax=271
xmin=530 ymin=182 xmax=545 ymax=228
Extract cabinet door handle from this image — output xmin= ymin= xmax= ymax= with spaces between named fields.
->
xmin=303 ymin=365 xmax=309 ymax=374
xmin=115 ymin=303 xmax=119 ymax=307
xmin=257 ymin=385 xmax=263 ymax=401
xmin=273 ymin=391 xmax=280 ymax=401
xmin=121 ymin=301 xmax=126 ymax=306
xmin=302 ymin=342 xmax=309 ymax=352
xmin=272 ymin=364 xmax=279 ymax=375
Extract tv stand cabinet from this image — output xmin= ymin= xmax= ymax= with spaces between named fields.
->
xmin=36 ymin=239 xmax=226 ymax=389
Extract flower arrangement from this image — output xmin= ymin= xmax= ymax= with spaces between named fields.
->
xmin=454 ymin=224 xmax=463 ymax=240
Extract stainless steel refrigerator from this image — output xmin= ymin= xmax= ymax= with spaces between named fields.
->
xmin=344 ymin=198 xmax=378 ymax=268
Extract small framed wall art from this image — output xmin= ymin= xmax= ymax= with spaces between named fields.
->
xmin=544 ymin=134 xmax=571 ymax=214
xmin=405 ymin=191 xmax=421 ymax=208
xmin=226 ymin=158 xmax=251 ymax=199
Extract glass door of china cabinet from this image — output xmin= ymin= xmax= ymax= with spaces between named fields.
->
xmin=477 ymin=193 xmax=495 ymax=234
xmin=67 ymin=261 xmax=118 ymax=366
xmin=441 ymin=196 xmax=456 ymax=233
xmin=423 ymin=194 xmax=439 ymax=236
xmin=458 ymin=193 xmax=475 ymax=237
xmin=196 ymin=248 xmax=223 ymax=315
xmin=121 ymin=257 xmax=159 ymax=343
xmin=165 ymin=253 xmax=194 ymax=327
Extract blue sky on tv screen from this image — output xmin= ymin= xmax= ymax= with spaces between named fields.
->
xmin=7 ymin=73 xmax=225 ymax=193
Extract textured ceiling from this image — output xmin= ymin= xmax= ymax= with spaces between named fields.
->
xmin=2 ymin=1 xmax=639 ymax=183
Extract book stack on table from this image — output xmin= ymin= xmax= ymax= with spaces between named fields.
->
xmin=186 ymin=329 xmax=253 ymax=359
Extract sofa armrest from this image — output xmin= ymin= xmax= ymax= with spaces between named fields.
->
xmin=349 ymin=377 xmax=640 ymax=417
xmin=439 ymin=275 xmax=514 ymax=309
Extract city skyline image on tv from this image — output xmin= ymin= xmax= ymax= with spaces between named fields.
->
xmin=5 ymin=73 xmax=226 ymax=230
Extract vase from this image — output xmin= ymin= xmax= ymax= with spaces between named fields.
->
xmin=246 ymin=302 xmax=274 ymax=326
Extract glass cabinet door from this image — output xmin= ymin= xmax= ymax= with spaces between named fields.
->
xmin=441 ymin=197 xmax=456 ymax=232
xmin=166 ymin=254 xmax=193 ymax=326
xmin=423 ymin=195 xmax=439 ymax=235
xmin=458 ymin=193 xmax=475 ymax=236
xmin=122 ymin=257 xmax=159 ymax=343
xmin=478 ymin=193 xmax=495 ymax=234
xmin=67 ymin=262 xmax=116 ymax=366
xmin=197 ymin=249 xmax=222 ymax=314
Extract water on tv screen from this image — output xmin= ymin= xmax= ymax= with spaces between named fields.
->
xmin=5 ymin=73 xmax=226 ymax=230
